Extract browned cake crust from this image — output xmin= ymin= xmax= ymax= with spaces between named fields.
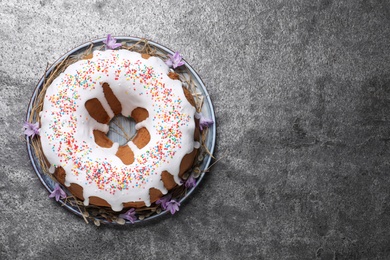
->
xmin=53 ymin=69 xmax=200 ymax=208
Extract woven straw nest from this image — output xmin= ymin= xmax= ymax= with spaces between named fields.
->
xmin=27 ymin=38 xmax=215 ymax=225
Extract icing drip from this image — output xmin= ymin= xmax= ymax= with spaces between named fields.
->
xmin=40 ymin=50 xmax=196 ymax=211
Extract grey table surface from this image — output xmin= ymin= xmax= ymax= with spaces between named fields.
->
xmin=1 ymin=0 xmax=390 ymax=259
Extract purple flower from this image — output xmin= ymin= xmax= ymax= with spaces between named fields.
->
xmin=23 ymin=121 xmax=40 ymax=138
xmin=103 ymin=34 xmax=122 ymax=50
xmin=119 ymin=208 xmax=137 ymax=223
xmin=156 ymin=194 xmax=172 ymax=210
xmin=49 ymin=183 xmax=67 ymax=201
xmin=165 ymin=51 xmax=185 ymax=69
xmin=195 ymin=112 xmax=214 ymax=131
xmin=185 ymin=175 xmax=197 ymax=189
xmin=165 ymin=200 xmax=181 ymax=215
xmin=156 ymin=194 xmax=181 ymax=215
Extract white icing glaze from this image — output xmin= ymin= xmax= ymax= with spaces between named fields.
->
xmin=40 ymin=50 xmax=196 ymax=211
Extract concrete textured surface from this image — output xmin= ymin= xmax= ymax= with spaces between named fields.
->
xmin=1 ymin=0 xmax=390 ymax=259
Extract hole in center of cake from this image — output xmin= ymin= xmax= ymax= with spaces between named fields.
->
xmin=107 ymin=114 xmax=137 ymax=146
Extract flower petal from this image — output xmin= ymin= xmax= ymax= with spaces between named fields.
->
xmin=156 ymin=194 xmax=172 ymax=209
xmin=60 ymin=189 xmax=67 ymax=199
xmin=103 ymin=34 xmax=112 ymax=44
xmin=103 ymin=34 xmax=121 ymax=50
xmin=173 ymin=52 xmax=180 ymax=60
xmin=165 ymin=59 xmax=173 ymax=67
xmin=112 ymin=43 xmax=122 ymax=49
xmin=49 ymin=184 xmax=66 ymax=201
xmin=166 ymin=200 xmax=181 ymax=215
xmin=195 ymin=112 xmax=214 ymax=131
xmin=166 ymin=51 xmax=184 ymax=68
xmin=119 ymin=208 xmax=137 ymax=223
xmin=185 ymin=175 xmax=197 ymax=188
xmin=175 ymin=60 xmax=185 ymax=68
xmin=23 ymin=121 xmax=40 ymax=137
xmin=24 ymin=128 xmax=35 ymax=137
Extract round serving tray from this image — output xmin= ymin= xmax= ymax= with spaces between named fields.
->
xmin=26 ymin=36 xmax=216 ymax=224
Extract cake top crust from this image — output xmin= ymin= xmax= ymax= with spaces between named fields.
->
xmin=39 ymin=49 xmax=197 ymax=211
